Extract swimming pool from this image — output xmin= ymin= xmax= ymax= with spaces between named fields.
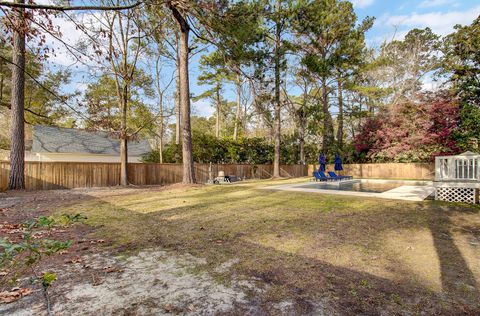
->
xmin=266 ymin=179 xmax=436 ymax=201
xmin=296 ymin=179 xmax=421 ymax=193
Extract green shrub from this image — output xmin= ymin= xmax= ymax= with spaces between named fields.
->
xmin=143 ymin=134 xmax=277 ymax=164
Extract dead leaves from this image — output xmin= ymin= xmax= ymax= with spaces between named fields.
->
xmin=65 ymin=257 xmax=83 ymax=264
xmin=163 ymin=303 xmax=195 ymax=314
xmin=0 ymin=223 xmax=22 ymax=234
xmin=88 ymin=266 xmax=123 ymax=287
xmin=78 ymin=239 xmax=107 ymax=251
xmin=207 ymin=238 xmax=225 ymax=244
xmin=0 ymin=288 xmax=32 ymax=304
xmin=103 ymin=266 xmax=123 ymax=273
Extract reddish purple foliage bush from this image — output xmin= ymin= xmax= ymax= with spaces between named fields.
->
xmin=354 ymin=93 xmax=461 ymax=162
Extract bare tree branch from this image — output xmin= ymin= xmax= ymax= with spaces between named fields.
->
xmin=0 ymin=54 xmax=92 ymax=123
xmin=0 ymin=1 xmax=143 ymax=11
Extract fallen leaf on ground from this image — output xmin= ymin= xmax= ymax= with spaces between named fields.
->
xmin=65 ymin=257 xmax=83 ymax=264
xmin=0 ymin=223 xmax=22 ymax=234
xmin=0 ymin=224 xmax=20 ymax=229
xmin=0 ymin=288 xmax=32 ymax=304
xmin=88 ymin=239 xmax=106 ymax=244
xmin=163 ymin=303 xmax=183 ymax=313
xmin=90 ymin=272 xmax=104 ymax=286
xmin=32 ymin=232 xmax=46 ymax=239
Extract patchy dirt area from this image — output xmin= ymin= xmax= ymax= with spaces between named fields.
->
xmin=0 ymin=184 xmax=193 ymax=212
xmin=1 ymin=181 xmax=480 ymax=315
xmin=1 ymin=248 xmax=263 ymax=316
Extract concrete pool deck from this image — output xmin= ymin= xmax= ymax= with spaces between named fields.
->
xmin=265 ymin=179 xmax=436 ymax=201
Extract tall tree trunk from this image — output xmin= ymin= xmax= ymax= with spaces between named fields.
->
xmin=321 ymin=77 xmax=334 ymax=155
xmin=8 ymin=0 xmax=25 ymax=190
xmin=215 ymin=87 xmax=220 ymax=138
xmin=336 ymin=79 xmax=344 ymax=151
xmin=175 ymin=46 xmax=181 ymax=145
xmin=366 ymin=96 xmax=374 ymax=116
xmin=158 ymin=114 xmax=164 ymax=164
xmin=272 ymin=0 xmax=281 ymax=178
xmin=243 ymin=96 xmax=248 ymax=133
xmin=170 ymin=4 xmax=195 ymax=184
xmin=155 ymin=57 xmax=164 ymax=164
xmin=120 ymin=85 xmax=128 ymax=186
xmin=0 ymin=60 xmax=4 ymax=103
xmin=299 ymin=121 xmax=305 ymax=165
xmin=369 ymin=102 xmax=374 ymax=115
xmin=233 ymin=72 xmax=241 ymax=141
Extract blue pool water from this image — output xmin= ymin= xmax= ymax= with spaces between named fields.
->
xmin=296 ymin=180 xmax=425 ymax=193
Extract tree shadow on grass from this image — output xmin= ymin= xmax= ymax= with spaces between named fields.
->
xmin=426 ymin=203 xmax=479 ymax=298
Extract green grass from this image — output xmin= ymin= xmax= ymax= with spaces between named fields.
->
xmin=59 ymin=178 xmax=480 ymax=314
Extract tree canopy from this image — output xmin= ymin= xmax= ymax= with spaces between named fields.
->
xmin=0 ymin=0 xmax=479 ymax=188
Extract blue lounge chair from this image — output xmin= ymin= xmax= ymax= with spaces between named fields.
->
xmin=328 ymin=171 xmax=352 ymax=180
xmin=313 ymin=171 xmax=329 ymax=182
xmin=319 ymin=171 xmax=340 ymax=181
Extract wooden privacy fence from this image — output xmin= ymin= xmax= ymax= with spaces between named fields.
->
xmin=0 ymin=162 xmax=435 ymax=191
xmin=308 ymin=163 xmax=435 ymax=180
xmin=0 ymin=162 xmax=308 ymax=191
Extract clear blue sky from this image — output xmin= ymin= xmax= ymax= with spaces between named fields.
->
xmin=354 ymin=0 xmax=480 ymax=46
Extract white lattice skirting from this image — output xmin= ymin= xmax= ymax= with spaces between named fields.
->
xmin=435 ymin=187 xmax=477 ymax=204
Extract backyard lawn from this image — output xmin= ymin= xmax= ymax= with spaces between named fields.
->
xmin=1 ymin=178 xmax=480 ymax=315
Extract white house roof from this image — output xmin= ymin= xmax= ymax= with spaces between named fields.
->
xmin=32 ymin=125 xmax=151 ymax=156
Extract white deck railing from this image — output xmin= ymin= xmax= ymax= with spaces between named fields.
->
xmin=435 ymin=155 xmax=480 ymax=181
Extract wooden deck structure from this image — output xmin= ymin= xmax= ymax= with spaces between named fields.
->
xmin=434 ymin=152 xmax=480 ymax=203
